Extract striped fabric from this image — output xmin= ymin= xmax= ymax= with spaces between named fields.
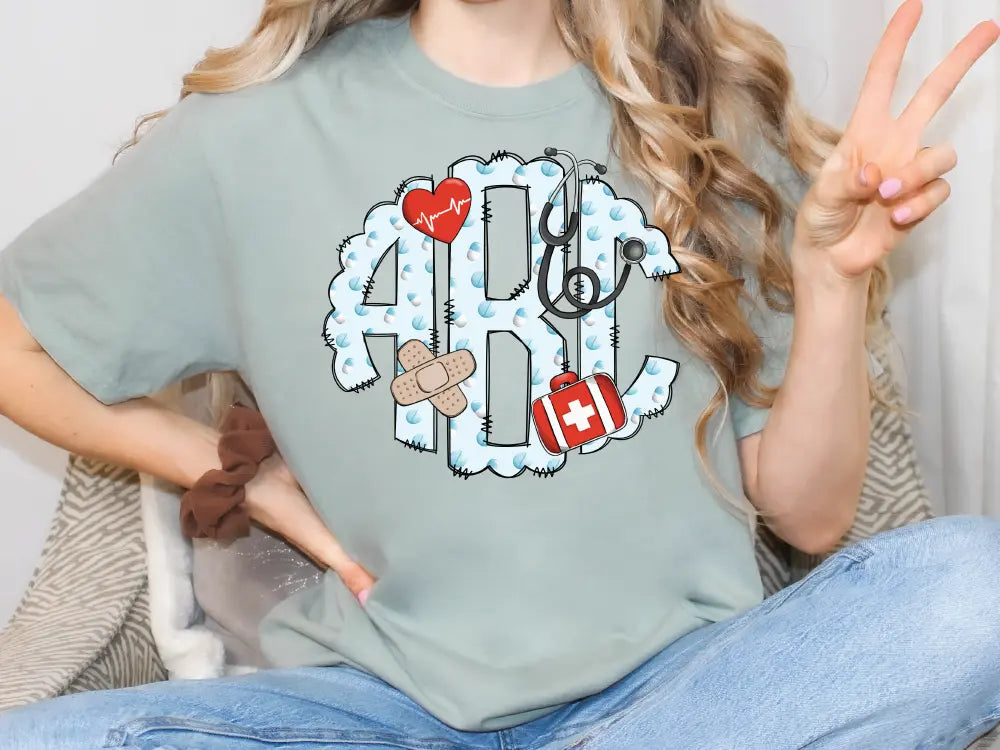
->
xmin=0 ymin=456 xmax=166 ymax=711
xmin=1 ymin=321 xmax=997 ymax=748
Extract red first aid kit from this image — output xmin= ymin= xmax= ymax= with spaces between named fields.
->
xmin=532 ymin=372 xmax=627 ymax=455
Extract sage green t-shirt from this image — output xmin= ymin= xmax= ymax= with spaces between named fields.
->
xmin=0 ymin=14 xmax=801 ymax=732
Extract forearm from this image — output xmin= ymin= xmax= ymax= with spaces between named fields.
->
xmin=753 ymin=259 xmax=871 ymax=552
xmin=0 ymin=348 xmax=221 ymax=489
xmin=0 ymin=344 xmax=372 ymax=586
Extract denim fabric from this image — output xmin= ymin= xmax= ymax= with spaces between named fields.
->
xmin=2 ymin=514 xmax=999 ymax=750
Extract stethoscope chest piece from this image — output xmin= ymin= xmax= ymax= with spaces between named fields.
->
xmin=619 ymin=238 xmax=647 ymax=265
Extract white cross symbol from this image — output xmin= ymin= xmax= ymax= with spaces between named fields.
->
xmin=562 ymin=399 xmax=597 ymax=432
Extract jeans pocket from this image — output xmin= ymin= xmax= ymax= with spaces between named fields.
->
xmin=105 ymin=716 xmax=462 ymax=750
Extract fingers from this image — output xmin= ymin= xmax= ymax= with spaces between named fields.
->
xmin=887 ymin=177 xmax=951 ymax=227
xmin=855 ymin=161 xmax=884 ymax=201
xmin=337 ymin=558 xmax=378 ymax=604
xmin=876 ymin=145 xmax=957 ymax=201
xmin=318 ymin=535 xmax=377 ymax=603
xmin=852 ymin=0 xmax=924 ymax=123
xmin=813 ymin=146 xmax=884 ymax=207
xmin=898 ymin=20 xmax=1000 ymax=133
xmin=244 ymin=465 xmax=378 ymax=606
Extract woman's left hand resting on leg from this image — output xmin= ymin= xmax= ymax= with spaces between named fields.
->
xmin=738 ymin=0 xmax=999 ymax=554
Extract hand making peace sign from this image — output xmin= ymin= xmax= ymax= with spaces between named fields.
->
xmin=792 ymin=0 xmax=999 ymax=282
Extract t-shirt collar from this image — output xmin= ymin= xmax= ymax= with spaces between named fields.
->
xmin=376 ymin=13 xmax=596 ymax=118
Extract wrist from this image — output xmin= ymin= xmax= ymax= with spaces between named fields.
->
xmin=791 ymin=245 xmax=871 ymax=323
xmin=179 ymin=403 xmax=276 ymax=540
xmin=130 ymin=406 xmax=222 ymax=489
xmin=792 ymin=243 xmax=871 ymax=297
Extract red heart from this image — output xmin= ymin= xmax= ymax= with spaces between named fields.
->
xmin=402 ymin=178 xmax=472 ymax=244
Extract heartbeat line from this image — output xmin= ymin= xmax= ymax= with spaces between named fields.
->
xmin=413 ymin=197 xmax=471 ymax=232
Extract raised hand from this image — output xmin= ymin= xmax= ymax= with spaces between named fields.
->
xmin=792 ymin=0 xmax=999 ymax=283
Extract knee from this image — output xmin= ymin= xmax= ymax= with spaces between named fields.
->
xmin=855 ymin=515 xmax=1000 ymax=630
xmin=925 ymin=515 xmax=1000 ymax=578
xmin=871 ymin=516 xmax=1000 ymax=664
xmin=934 ymin=516 xmax=1000 ymax=616
xmin=923 ymin=513 xmax=1000 ymax=546
xmin=860 ymin=514 xmax=1000 ymax=577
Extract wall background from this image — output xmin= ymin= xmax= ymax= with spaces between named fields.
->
xmin=1 ymin=0 xmax=997 ymax=626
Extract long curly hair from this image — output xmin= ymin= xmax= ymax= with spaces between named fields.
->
xmin=131 ymin=0 xmax=892 ymax=528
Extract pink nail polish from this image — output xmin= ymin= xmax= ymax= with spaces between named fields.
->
xmin=892 ymin=206 xmax=913 ymax=224
xmin=357 ymin=588 xmax=370 ymax=606
xmin=879 ymin=178 xmax=903 ymax=200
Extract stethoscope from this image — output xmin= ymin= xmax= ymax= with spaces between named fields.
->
xmin=537 ymin=146 xmax=648 ymax=320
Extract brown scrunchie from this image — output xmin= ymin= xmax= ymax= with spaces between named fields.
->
xmin=179 ymin=402 xmax=276 ymax=540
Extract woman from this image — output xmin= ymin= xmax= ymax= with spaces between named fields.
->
xmin=0 ymin=0 xmax=998 ymax=746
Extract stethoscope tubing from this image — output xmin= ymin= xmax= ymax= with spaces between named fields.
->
xmin=537 ymin=148 xmax=634 ymax=320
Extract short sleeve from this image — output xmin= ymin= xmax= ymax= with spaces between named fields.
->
xmin=0 ymin=93 xmax=241 ymax=405
xmin=727 ymin=143 xmax=808 ymax=440
xmin=728 ymin=266 xmax=796 ymax=440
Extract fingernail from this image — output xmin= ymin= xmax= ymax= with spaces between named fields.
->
xmin=858 ymin=165 xmax=870 ymax=187
xmin=892 ymin=206 xmax=913 ymax=224
xmin=357 ymin=588 xmax=370 ymax=606
xmin=879 ymin=178 xmax=903 ymax=200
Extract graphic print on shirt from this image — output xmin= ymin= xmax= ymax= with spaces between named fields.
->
xmin=323 ymin=150 xmax=680 ymax=478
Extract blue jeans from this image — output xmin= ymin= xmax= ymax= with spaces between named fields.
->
xmin=3 ymin=514 xmax=1000 ymax=750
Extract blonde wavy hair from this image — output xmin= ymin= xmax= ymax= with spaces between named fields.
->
xmin=132 ymin=0 xmax=894 ymax=528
